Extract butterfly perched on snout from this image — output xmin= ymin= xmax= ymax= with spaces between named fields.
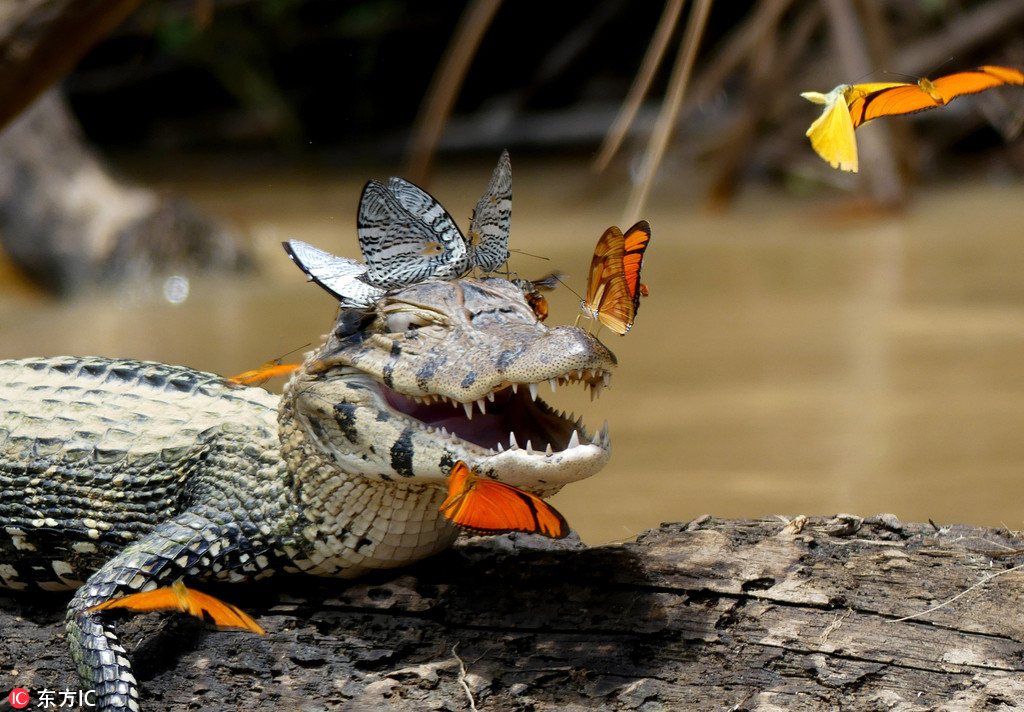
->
xmin=577 ymin=220 xmax=651 ymax=335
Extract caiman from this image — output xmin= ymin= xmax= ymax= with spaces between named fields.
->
xmin=0 ymin=276 xmax=616 ymax=712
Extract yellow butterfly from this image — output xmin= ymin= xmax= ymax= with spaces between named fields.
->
xmin=800 ymin=83 xmax=904 ymax=173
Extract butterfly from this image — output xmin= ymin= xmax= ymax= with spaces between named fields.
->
xmin=283 ymin=239 xmax=385 ymax=308
xmin=226 ymin=360 xmax=301 ymax=387
xmin=90 ymin=580 xmax=265 ymax=635
xmin=439 ymin=461 xmax=570 ymax=539
xmin=576 ymin=220 xmax=651 ymax=335
xmin=358 ymin=179 xmax=469 ymax=289
xmin=513 ymin=271 xmax=563 ymax=322
xmin=802 ymin=65 xmax=1024 ymax=173
xmin=467 ymin=150 xmax=512 ymax=274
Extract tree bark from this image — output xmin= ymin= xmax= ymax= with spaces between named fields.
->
xmin=3 ymin=514 xmax=1024 ymax=711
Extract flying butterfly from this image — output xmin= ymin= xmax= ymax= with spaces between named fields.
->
xmin=283 ymin=239 xmax=385 ymax=308
xmin=467 ymin=150 xmax=512 ymax=274
xmin=439 ymin=461 xmax=570 ymax=539
xmin=358 ymin=179 xmax=468 ymax=289
xmin=576 ymin=220 xmax=651 ymax=335
xmin=90 ymin=580 xmax=265 ymax=635
xmin=802 ymin=65 xmax=1024 ymax=172
xmin=801 ymin=82 xmax=905 ymax=172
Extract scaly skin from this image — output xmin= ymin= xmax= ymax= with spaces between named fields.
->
xmin=0 ymin=276 xmax=616 ymax=711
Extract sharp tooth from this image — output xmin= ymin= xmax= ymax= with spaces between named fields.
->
xmin=528 ymin=383 xmax=539 ymax=401
xmin=477 ymin=398 xmax=487 ymax=415
xmin=510 ymin=432 xmax=519 ymax=449
xmin=603 ymin=371 xmax=611 ymax=387
xmin=526 ymin=439 xmax=533 ymax=454
xmin=593 ymin=380 xmax=604 ymax=399
xmin=545 ymin=443 xmax=553 ymax=455
xmin=568 ymin=430 xmax=580 ymax=448
xmin=463 ymin=402 xmax=474 ymax=420
xmin=497 ymin=442 xmax=504 ymax=452
xmin=486 ymin=391 xmax=495 ymax=402
xmin=549 ymin=378 xmax=558 ymax=393
xmin=511 ymin=383 xmax=518 ymax=394
xmin=602 ymin=420 xmax=610 ymax=445
xmin=590 ymin=429 xmax=601 ymax=444
xmin=439 ymin=426 xmax=448 ymax=437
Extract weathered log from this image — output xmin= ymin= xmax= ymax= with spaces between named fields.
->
xmin=3 ymin=515 xmax=1024 ymax=711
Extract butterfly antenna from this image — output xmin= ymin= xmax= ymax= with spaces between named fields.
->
xmin=549 ymin=272 xmax=585 ymax=303
xmin=508 ymin=248 xmax=551 ymax=261
xmin=274 ymin=341 xmax=313 ymax=364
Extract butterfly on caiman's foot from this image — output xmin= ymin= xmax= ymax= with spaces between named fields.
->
xmin=90 ymin=579 xmax=265 ymax=634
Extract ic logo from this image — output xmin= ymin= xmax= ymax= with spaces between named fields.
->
xmin=8 ymin=687 xmax=30 ymax=709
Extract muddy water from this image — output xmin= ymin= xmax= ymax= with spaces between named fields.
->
xmin=3 ymin=156 xmax=1024 ymax=545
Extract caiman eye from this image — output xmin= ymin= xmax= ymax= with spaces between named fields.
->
xmin=385 ymin=312 xmax=434 ymax=333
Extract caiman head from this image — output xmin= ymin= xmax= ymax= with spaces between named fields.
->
xmin=284 ymin=276 xmax=616 ymax=494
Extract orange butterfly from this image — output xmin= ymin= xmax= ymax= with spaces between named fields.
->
xmin=226 ymin=361 xmax=301 ymax=387
xmin=802 ymin=65 xmax=1024 ymax=172
xmin=848 ymin=65 xmax=1024 ymax=126
xmin=576 ymin=220 xmax=652 ymax=335
xmin=90 ymin=580 xmax=266 ymax=635
xmin=439 ymin=461 xmax=569 ymax=539
xmin=514 ymin=272 xmax=563 ymax=322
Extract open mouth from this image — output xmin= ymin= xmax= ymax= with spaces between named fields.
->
xmin=381 ymin=368 xmax=611 ymax=457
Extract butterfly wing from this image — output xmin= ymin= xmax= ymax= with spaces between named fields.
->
xmin=358 ymin=181 xmax=468 ymax=289
xmin=848 ymin=66 xmax=1024 ymax=126
xmin=847 ymin=84 xmax=940 ymax=126
xmin=90 ymin=587 xmax=180 ymax=614
xmin=226 ymin=362 xmax=301 ymax=387
xmin=283 ymin=239 xmax=385 ymax=307
xmin=802 ymin=84 xmax=860 ymax=172
xmin=439 ymin=461 xmax=569 ymax=539
xmin=384 ymin=177 xmax=470 ymax=280
xmin=927 ymin=65 xmax=1024 ymax=104
xmin=176 ymin=586 xmax=266 ymax=634
xmin=467 ymin=150 xmax=512 ymax=273
xmin=90 ymin=582 xmax=265 ymax=635
xmin=620 ymin=221 xmax=652 ymax=316
xmin=581 ymin=226 xmax=635 ymax=334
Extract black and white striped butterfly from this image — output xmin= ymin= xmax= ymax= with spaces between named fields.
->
xmin=466 ymin=150 xmax=511 ymax=275
xmin=357 ymin=152 xmax=512 ymax=288
xmin=357 ymin=179 xmax=469 ymax=289
xmin=283 ymin=239 xmax=384 ymax=308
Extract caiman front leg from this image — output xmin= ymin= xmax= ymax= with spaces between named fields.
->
xmin=65 ymin=507 xmax=275 ymax=712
